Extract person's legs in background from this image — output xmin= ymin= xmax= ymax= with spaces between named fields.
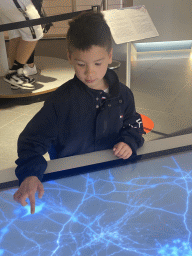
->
xmin=7 ymin=0 xmax=51 ymax=78
xmin=10 ymin=38 xmax=38 ymax=67
xmin=8 ymin=37 xmax=21 ymax=68
xmin=1 ymin=0 xmax=43 ymax=89
xmin=26 ymin=51 xmax=35 ymax=68
xmin=23 ymin=0 xmax=45 ymax=76
xmin=4 ymin=38 xmax=39 ymax=89
xmin=24 ymin=50 xmax=38 ymax=76
xmin=8 ymin=37 xmax=38 ymax=69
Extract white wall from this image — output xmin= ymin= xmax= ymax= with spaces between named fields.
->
xmin=133 ymin=0 xmax=192 ymax=42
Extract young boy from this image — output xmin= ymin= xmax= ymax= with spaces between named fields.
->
xmin=13 ymin=11 xmax=145 ymax=214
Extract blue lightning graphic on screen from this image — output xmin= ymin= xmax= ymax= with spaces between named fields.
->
xmin=0 ymin=152 xmax=192 ymax=255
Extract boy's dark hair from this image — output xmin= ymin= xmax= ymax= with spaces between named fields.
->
xmin=66 ymin=11 xmax=112 ymax=56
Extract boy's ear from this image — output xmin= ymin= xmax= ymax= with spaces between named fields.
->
xmin=109 ymin=48 xmax=113 ymax=64
xmin=67 ymin=50 xmax=72 ymax=63
xmin=110 ymin=48 xmax=113 ymax=56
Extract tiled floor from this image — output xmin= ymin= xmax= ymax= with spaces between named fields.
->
xmin=0 ymin=47 xmax=192 ymax=170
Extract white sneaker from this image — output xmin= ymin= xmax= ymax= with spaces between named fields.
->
xmin=4 ymin=68 xmax=35 ymax=90
xmin=23 ymin=64 xmax=38 ymax=76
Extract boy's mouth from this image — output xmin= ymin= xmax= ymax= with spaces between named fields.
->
xmin=86 ymin=79 xmax=96 ymax=83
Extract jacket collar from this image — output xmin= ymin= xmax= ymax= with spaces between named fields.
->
xmin=73 ymin=68 xmax=120 ymax=99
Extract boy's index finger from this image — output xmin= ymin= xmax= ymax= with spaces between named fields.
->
xmin=114 ymin=145 xmax=121 ymax=155
xmin=28 ymin=194 xmax=36 ymax=214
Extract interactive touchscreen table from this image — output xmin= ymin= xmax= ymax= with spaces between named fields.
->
xmin=0 ymin=139 xmax=192 ymax=255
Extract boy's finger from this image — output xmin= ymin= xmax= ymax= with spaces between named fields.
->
xmin=29 ymin=194 xmax=36 ymax=214
xmin=122 ymin=151 xmax=129 ymax=159
xmin=38 ymin=190 xmax=44 ymax=199
xmin=113 ymin=146 xmax=118 ymax=151
xmin=114 ymin=147 xmax=120 ymax=154
xmin=114 ymin=144 xmax=124 ymax=155
xmin=118 ymin=149 xmax=127 ymax=157
xmin=20 ymin=195 xmax=29 ymax=207
xmin=14 ymin=191 xmax=27 ymax=205
xmin=38 ymin=184 xmax=44 ymax=199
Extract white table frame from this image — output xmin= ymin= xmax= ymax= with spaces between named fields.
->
xmin=1 ymin=133 xmax=192 ymax=186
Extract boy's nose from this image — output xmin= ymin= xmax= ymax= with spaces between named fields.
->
xmin=85 ymin=67 xmax=95 ymax=76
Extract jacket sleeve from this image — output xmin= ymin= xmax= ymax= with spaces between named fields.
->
xmin=15 ymin=102 xmax=58 ymax=186
xmin=117 ymin=88 xmax=146 ymax=155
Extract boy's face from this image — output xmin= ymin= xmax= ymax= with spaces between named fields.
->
xmin=67 ymin=45 xmax=113 ymax=90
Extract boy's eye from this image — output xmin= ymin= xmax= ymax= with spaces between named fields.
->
xmin=77 ymin=63 xmax=101 ymax=66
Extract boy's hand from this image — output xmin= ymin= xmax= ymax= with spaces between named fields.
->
xmin=13 ymin=176 xmax=44 ymax=214
xmin=113 ymin=142 xmax=132 ymax=160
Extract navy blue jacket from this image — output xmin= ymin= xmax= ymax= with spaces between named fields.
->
xmin=15 ymin=68 xmax=145 ymax=186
